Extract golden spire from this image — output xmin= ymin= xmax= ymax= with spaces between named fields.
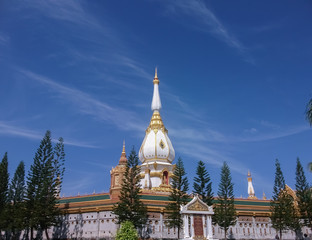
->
xmin=122 ymin=140 xmax=126 ymax=154
xmin=263 ymin=191 xmax=267 ymax=200
xmin=247 ymin=170 xmax=251 ymax=177
xmin=119 ymin=140 xmax=127 ymax=165
xmin=153 ymin=67 xmax=159 ymax=84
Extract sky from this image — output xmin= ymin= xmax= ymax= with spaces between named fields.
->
xmin=1 ymin=0 xmax=312 ymax=199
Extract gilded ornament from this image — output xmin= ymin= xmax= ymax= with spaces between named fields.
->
xmin=153 ymin=162 xmax=157 ymax=170
xmin=194 ymin=236 xmax=207 ymax=240
xmin=188 ymin=200 xmax=209 ymax=211
xmin=159 ymin=139 xmax=165 ymax=149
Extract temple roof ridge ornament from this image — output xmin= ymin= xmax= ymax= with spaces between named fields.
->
xmin=118 ymin=140 xmax=127 ymax=165
xmin=247 ymin=170 xmax=257 ymax=199
xmin=181 ymin=194 xmax=213 ymax=213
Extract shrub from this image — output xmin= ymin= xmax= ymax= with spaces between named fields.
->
xmin=115 ymin=221 xmax=138 ymax=240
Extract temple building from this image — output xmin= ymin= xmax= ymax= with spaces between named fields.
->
xmin=52 ymin=70 xmax=311 ymax=240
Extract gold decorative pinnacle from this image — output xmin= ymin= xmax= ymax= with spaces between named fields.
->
xmin=122 ymin=140 xmax=126 ymax=154
xmin=247 ymin=170 xmax=252 ymax=182
xmin=262 ymin=191 xmax=267 ymax=200
xmin=153 ymin=67 xmax=159 ymax=84
xmin=148 ymin=111 xmax=167 ymax=132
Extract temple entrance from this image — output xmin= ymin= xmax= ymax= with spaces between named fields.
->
xmin=181 ymin=195 xmax=215 ymax=239
xmin=193 ymin=215 xmax=203 ymax=237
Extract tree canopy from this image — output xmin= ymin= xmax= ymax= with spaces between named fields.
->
xmin=193 ymin=160 xmax=213 ymax=206
xmin=113 ymin=147 xmax=147 ymax=231
xmin=166 ymin=157 xmax=189 ymax=239
xmin=213 ymin=162 xmax=236 ymax=240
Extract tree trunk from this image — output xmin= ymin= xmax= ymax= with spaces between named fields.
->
xmin=30 ymin=227 xmax=33 ymax=240
xmin=280 ymin=229 xmax=282 ymax=240
xmin=224 ymin=228 xmax=227 ymax=240
xmin=45 ymin=228 xmax=50 ymax=240
xmin=178 ymin=226 xmax=180 ymax=240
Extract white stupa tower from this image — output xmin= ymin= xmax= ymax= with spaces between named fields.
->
xmin=247 ymin=170 xmax=257 ymax=199
xmin=139 ymin=69 xmax=175 ymax=192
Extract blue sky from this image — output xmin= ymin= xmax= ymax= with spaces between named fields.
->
xmin=1 ymin=0 xmax=312 ymax=199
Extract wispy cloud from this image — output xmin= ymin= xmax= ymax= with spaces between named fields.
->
xmin=0 ymin=32 xmax=9 ymax=45
xmin=0 ymin=121 xmax=98 ymax=148
xmin=260 ymin=120 xmax=280 ymax=130
xmin=164 ymin=0 xmax=253 ymax=63
xmin=244 ymin=127 xmax=258 ymax=134
xmin=238 ymin=125 xmax=310 ymax=142
xmin=22 ymin=0 xmax=101 ymax=30
xmin=113 ymin=54 xmax=153 ymax=81
xmin=18 ymin=68 xmax=146 ymax=132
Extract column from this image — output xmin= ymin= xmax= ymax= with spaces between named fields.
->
xmin=184 ymin=215 xmax=189 ymax=238
xmin=160 ymin=212 xmax=163 ymax=239
xmin=207 ymin=216 xmax=213 ymax=239
xmin=190 ymin=215 xmax=194 ymax=238
xmin=202 ymin=215 xmax=207 ymax=238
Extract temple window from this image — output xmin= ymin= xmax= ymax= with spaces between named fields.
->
xmin=162 ymin=171 xmax=169 ymax=185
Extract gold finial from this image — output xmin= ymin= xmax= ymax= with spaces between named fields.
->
xmin=153 ymin=67 xmax=159 ymax=84
xmin=119 ymin=140 xmax=127 ymax=165
xmin=122 ymin=140 xmax=126 ymax=154
xmin=263 ymin=191 xmax=267 ymax=200
xmin=247 ymin=170 xmax=251 ymax=177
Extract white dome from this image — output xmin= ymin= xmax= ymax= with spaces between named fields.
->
xmin=139 ymin=111 xmax=175 ymax=163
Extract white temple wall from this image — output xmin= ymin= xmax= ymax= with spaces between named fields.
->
xmin=37 ymin=211 xmax=312 ymax=240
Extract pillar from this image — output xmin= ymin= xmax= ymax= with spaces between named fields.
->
xmin=184 ymin=215 xmax=190 ymax=238
xmin=190 ymin=215 xmax=194 ymax=238
xmin=202 ymin=215 xmax=207 ymax=238
xmin=207 ymin=216 xmax=213 ymax=239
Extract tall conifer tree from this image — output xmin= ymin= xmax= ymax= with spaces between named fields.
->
xmin=26 ymin=131 xmax=65 ymax=240
xmin=113 ymin=147 xmax=147 ymax=231
xmin=306 ymin=98 xmax=312 ymax=126
xmin=166 ymin=157 xmax=189 ymax=239
xmin=193 ymin=160 xmax=213 ymax=206
xmin=213 ymin=162 xmax=236 ymax=240
xmin=295 ymin=158 xmax=312 ymax=230
xmin=0 ymin=152 xmax=9 ymax=238
xmin=8 ymin=161 xmax=26 ymax=239
xmin=270 ymin=159 xmax=295 ymax=240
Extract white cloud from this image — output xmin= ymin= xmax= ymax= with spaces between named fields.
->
xmin=0 ymin=32 xmax=9 ymax=45
xmin=238 ymin=125 xmax=310 ymax=142
xmin=18 ymin=68 xmax=146 ymax=132
xmin=23 ymin=0 xmax=101 ymax=30
xmin=167 ymin=1 xmax=243 ymax=51
xmin=244 ymin=128 xmax=258 ymax=134
xmin=164 ymin=0 xmax=254 ymax=63
xmin=0 ymin=121 xmax=98 ymax=148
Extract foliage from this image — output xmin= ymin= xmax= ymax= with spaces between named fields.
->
xmin=193 ymin=160 xmax=213 ymax=206
xmin=0 ymin=152 xmax=9 ymax=238
xmin=306 ymin=98 xmax=312 ymax=126
xmin=115 ymin=221 xmax=139 ymax=240
xmin=295 ymin=158 xmax=312 ymax=229
xmin=7 ymin=161 xmax=26 ymax=239
xmin=25 ymin=130 xmax=65 ymax=240
xmin=213 ymin=162 xmax=236 ymax=240
xmin=113 ymin=147 xmax=147 ymax=230
xmin=166 ymin=157 xmax=189 ymax=239
xmin=270 ymin=159 xmax=296 ymax=240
